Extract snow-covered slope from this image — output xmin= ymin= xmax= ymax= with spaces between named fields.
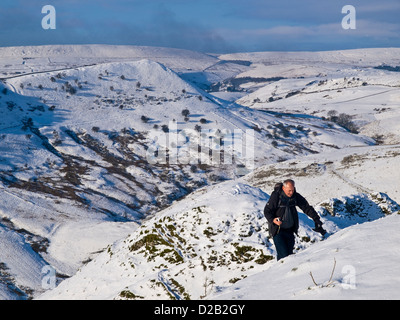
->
xmin=220 ymin=48 xmax=400 ymax=145
xmin=212 ymin=213 xmax=400 ymax=300
xmin=0 ymin=44 xmax=218 ymax=76
xmin=0 ymin=45 xmax=399 ymax=300
xmin=37 ymin=181 xmax=272 ymax=300
xmin=37 ymin=147 xmax=400 ymax=300
xmin=36 ymin=181 xmax=400 ymax=300
xmin=219 ymin=48 xmax=400 ymax=68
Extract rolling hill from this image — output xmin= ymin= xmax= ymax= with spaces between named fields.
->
xmin=0 ymin=45 xmax=399 ymax=299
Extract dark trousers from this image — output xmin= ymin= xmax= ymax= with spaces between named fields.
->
xmin=273 ymin=228 xmax=295 ymax=260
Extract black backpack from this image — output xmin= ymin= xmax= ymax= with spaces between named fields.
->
xmin=273 ymin=182 xmax=283 ymax=193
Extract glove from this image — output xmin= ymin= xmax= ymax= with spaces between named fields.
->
xmin=313 ymin=221 xmax=327 ymax=236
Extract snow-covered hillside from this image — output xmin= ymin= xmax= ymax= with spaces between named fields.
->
xmin=221 ymin=49 xmax=400 ymax=145
xmin=0 ymin=45 xmax=399 ymax=299
xmin=37 ymin=145 xmax=400 ymax=300
xmin=0 ymin=44 xmax=217 ymax=76
xmin=212 ymin=213 xmax=400 ymax=300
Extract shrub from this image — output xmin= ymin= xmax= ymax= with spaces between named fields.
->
xmin=327 ymin=110 xmax=359 ymax=133
xmin=65 ymin=82 xmax=77 ymax=95
xmin=161 ymin=124 xmax=169 ymax=133
xmin=337 ymin=114 xmax=358 ymax=133
xmin=141 ymin=115 xmax=150 ymax=123
xmin=181 ymin=109 xmax=190 ymax=117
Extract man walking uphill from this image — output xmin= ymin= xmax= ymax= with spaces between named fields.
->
xmin=264 ymin=179 xmax=326 ymax=260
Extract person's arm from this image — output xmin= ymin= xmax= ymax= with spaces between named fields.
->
xmin=264 ymin=192 xmax=281 ymax=226
xmin=296 ymin=193 xmax=326 ymax=235
xmin=296 ymin=193 xmax=319 ymax=220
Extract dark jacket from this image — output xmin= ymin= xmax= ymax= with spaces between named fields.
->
xmin=264 ymin=185 xmax=321 ymax=237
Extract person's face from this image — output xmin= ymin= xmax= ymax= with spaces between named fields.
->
xmin=282 ymin=183 xmax=295 ymax=198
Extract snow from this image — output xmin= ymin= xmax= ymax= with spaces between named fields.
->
xmin=212 ymin=214 xmax=400 ymax=300
xmin=37 ymin=181 xmax=273 ymax=300
xmin=0 ymin=224 xmax=47 ymax=299
xmin=46 ymin=221 xmax=139 ymax=276
xmin=0 ymin=44 xmax=217 ymax=75
xmin=0 ymin=44 xmax=399 ymax=300
xmin=37 ymin=176 xmax=400 ymax=300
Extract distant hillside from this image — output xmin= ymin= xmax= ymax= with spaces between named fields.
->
xmin=0 ymin=45 xmax=399 ymax=299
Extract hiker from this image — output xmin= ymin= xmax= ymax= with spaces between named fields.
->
xmin=264 ymin=179 xmax=326 ymax=261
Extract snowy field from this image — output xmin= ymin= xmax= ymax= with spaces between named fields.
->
xmin=0 ymin=45 xmax=399 ymax=299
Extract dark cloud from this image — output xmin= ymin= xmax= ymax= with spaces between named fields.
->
xmin=137 ymin=6 xmax=237 ymax=53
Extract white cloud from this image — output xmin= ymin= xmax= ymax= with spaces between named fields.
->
xmin=358 ymin=2 xmax=400 ymax=13
xmin=219 ymin=19 xmax=400 ymax=41
xmin=354 ymin=20 xmax=400 ymax=38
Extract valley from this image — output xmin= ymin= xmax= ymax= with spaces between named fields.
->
xmin=0 ymin=45 xmax=399 ymax=299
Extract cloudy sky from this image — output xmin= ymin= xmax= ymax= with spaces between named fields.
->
xmin=1 ymin=0 xmax=399 ymax=52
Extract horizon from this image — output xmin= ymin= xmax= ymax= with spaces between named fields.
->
xmin=1 ymin=1 xmax=399 ymax=53
xmin=1 ymin=43 xmax=400 ymax=55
